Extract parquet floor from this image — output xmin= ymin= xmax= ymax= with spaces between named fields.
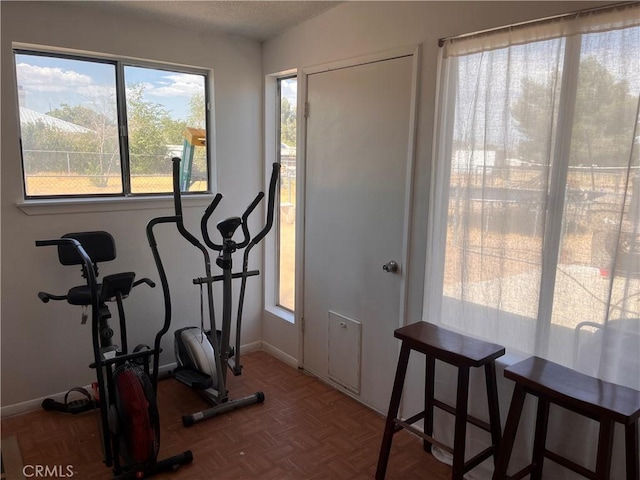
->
xmin=1 ymin=351 xmax=451 ymax=479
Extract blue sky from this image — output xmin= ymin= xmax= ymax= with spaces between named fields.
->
xmin=15 ymin=53 xmax=204 ymax=120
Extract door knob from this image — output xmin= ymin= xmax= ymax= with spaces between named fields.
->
xmin=383 ymin=261 xmax=399 ymax=273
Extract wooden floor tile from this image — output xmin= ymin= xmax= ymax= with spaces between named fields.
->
xmin=1 ymin=351 xmax=451 ymax=479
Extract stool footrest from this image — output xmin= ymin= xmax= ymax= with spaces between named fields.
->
xmin=464 ymin=446 xmax=496 ymax=473
xmin=432 ymin=398 xmax=492 ymax=432
xmin=393 ymin=418 xmax=454 ymax=455
xmin=508 ymin=464 xmax=535 ymax=480
xmin=404 ymin=411 xmax=426 ymax=425
xmin=545 ymin=449 xmax=596 ymax=479
xmin=393 ymin=411 xmax=426 ymax=433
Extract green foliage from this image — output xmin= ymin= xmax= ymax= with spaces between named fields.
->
xmin=22 ymin=83 xmax=206 ymax=181
xmin=127 ymin=84 xmax=172 ymax=173
xmin=512 ymin=57 xmax=638 ymax=167
xmin=281 ymin=97 xmax=296 ymax=148
xmin=188 ymin=94 xmax=206 ymax=128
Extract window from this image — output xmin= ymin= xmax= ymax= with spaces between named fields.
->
xmin=426 ymin=4 xmax=640 ymax=390
xmin=14 ymin=50 xmax=209 ymax=198
xmin=276 ymin=76 xmax=297 ymax=311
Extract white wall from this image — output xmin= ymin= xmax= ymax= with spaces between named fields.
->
xmin=261 ymin=0 xmax=611 ymax=365
xmin=1 ymin=1 xmax=264 ymax=410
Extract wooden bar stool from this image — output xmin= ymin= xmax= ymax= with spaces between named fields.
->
xmin=376 ymin=322 xmax=506 ymax=480
xmin=493 ymin=356 xmax=640 ymax=480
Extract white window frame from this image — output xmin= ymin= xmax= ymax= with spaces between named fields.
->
xmin=264 ymin=71 xmax=299 ymax=324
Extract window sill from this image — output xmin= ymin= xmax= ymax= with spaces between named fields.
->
xmin=17 ymin=194 xmax=215 ymax=216
xmin=265 ymin=304 xmax=295 ymax=324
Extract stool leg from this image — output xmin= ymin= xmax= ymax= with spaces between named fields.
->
xmin=595 ymin=419 xmax=614 ymax=480
xmin=376 ymin=342 xmax=411 ymax=480
xmin=484 ymin=362 xmax=501 ymax=460
xmin=424 ymin=355 xmax=436 ymax=453
xmin=531 ymin=398 xmax=550 ymax=480
xmin=452 ymin=366 xmax=470 ymax=480
xmin=625 ymin=421 xmax=639 ymax=480
xmin=493 ymin=384 xmax=527 ymax=480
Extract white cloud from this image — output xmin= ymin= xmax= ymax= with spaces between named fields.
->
xmin=145 ymin=73 xmax=203 ymax=98
xmin=78 ymin=84 xmax=117 ymax=99
xmin=16 ymin=63 xmax=93 ymax=93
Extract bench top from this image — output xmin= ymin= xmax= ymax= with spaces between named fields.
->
xmin=394 ymin=322 xmax=505 ymax=367
xmin=505 ymin=356 xmax=640 ymax=424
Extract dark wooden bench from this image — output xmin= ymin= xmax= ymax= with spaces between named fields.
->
xmin=493 ymin=356 xmax=640 ymax=480
xmin=375 ymin=322 xmax=505 ymax=480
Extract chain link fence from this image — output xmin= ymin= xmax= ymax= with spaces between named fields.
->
xmin=23 ymin=149 xmax=207 ymax=196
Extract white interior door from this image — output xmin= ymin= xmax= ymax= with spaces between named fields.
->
xmin=302 ymin=53 xmax=415 ymax=412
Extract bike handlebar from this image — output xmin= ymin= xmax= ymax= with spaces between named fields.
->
xmin=38 ymin=291 xmax=67 ymax=303
xmin=35 ymin=237 xmax=100 ymax=312
xmin=133 ymin=278 xmax=156 ymax=289
xmin=36 ymin=239 xmax=156 ymax=303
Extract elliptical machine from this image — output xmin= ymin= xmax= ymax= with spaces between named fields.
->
xmin=36 ymin=232 xmax=193 ymax=479
xmin=148 ymin=157 xmax=279 ymax=427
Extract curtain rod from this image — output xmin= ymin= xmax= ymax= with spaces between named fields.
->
xmin=438 ymin=1 xmax=636 ymax=47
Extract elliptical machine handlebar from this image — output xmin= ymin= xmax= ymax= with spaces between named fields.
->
xmin=148 ymin=157 xmax=218 ymax=384
xmin=249 ymin=162 xmax=280 ymax=250
xmin=170 ymin=157 xmax=209 ymax=251
xmin=201 ymin=193 xmax=223 ymax=250
xmin=200 ymin=162 xmax=281 ymax=251
xmin=237 ymin=191 xmax=265 ymax=249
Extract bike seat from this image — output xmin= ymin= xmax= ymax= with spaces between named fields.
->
xmin=66 ymin=272 xmax=136 ymax=306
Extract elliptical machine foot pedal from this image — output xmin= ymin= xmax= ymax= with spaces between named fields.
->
xmin=173 ymin=366 xmax=213 ymax=390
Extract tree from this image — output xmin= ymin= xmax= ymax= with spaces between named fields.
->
xmin=48 ymin=103 xmax=119 ymax=156
xmin=21 ymin=102 xmax=119 ymax=183
xmin=20 ymin=121 xmax=85 ymax=174
xmin=126 ymin=83 xmax=187 ymax=174
xmin=187 ymin=93 xmax=206 ymax=129
xmin=22 ymin=84 xmax=204 ymax=181
xmin=512 ymin=57 xmax=638 ymax=167
xmin=280 ymin=97 xmax=296 ymax=148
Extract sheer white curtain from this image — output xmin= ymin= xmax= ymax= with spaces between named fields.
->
xmin=424 ymin=6 xmax=639 ymax=477
xmin=426 ymin=3 xmax=640 ymax=391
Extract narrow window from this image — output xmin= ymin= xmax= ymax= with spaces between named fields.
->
xmin=277 ymin=76 xmax=297 ymax=311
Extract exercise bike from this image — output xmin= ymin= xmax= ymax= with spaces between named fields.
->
xmin=36 ymin=232 xmax=193 ymax=479
xmin=148 ymin=157 xmax=279 ymax=426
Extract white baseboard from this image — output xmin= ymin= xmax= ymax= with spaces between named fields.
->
xmin=1 ymin=385 xmax=94 ymax=418
xmin=240 ymin=340 xmax=263 ymax=353
xmin=259 ymin=341 xmax=299 ymax=369
xmin=1 ymin=344 xmax=299 ymax=417
xmin=1 ymin=363 xmax=179 ymax=418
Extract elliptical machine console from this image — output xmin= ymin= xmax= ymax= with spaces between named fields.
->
xmin=148 ymin=158 xmax=280 ymax=427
